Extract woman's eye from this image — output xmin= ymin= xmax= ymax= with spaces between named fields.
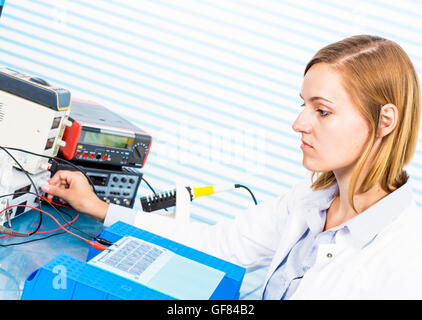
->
xmin=317 ymin=109 xmax=330 ymax=117
xmin=300 ymin=103 xmax=330 ymax=117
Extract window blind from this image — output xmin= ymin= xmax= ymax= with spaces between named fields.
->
xmin=1 ymin=0 xmax=421 ymax=299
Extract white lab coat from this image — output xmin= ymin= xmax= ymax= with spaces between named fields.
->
xmin=105 ymin=177 xmax=422 ymax=299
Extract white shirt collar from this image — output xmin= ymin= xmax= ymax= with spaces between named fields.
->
xmin=301 ymin=177 xmax=414 ymax=248
xmin=344 ymin=178 xmax=413 ymax=248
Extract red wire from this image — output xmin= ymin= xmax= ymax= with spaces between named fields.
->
xmin=37 ymin=212 xmax=80 ymax=234
xmin=38 ymin=196 xmax=80 ymax=233
xmin=0 ymin=197 xmax=78 ymax=235
xmin=0 ymin=204 xmax=81 ymax=238
xmin=0 ymin=212 xmax=79 ymax=237
xmin=40 ymin=195 xmax=72 ymax=209
xmin=0 ymin=204 xmax=106 ymax=250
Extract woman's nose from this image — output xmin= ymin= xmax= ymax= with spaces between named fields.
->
xmin=292 ymin=110 xmax=312 ymax=133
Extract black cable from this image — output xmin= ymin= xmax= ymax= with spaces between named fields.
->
xmin=40 ymin=196 xmax=93 ymax=238
xmin=0 ymin=195 xmax=74 ymax=247
xmin=141 ymin=176 xmax=158 ymax=195
xmin=0 ymin=146 xmax=113 ymax=246
xmin=0 ymin=145 xmax=101 ymax=236
xmin=0 ymin=191 xmax=110 ymax=247
xmin=0 ymin=146 xmax=42 ymax=235
xmin=0 ymin=191 xmax=28 ymax=200
xmin=0 ymin=146 xmax=96 ymax=191
xmin=235 ymin=184 xmax=258 ymax=205
xmin=139 ymin=179 xmax=258 ymax=212
xmin=0 ymin=190 xmax=74 ymax=238
xmin=1 ymin=146 xmax=257 ymax=245
xmin=41 ymin=197 xmax=113 ymax=246
xmin=49 ymin=157 xmax=96 ymax=191
xmin=0 ymin=192 xmax=74 ymax=224
xmin=2 ymin=190 xmax=114 ymax=246
xmin=141 ymin=176 xmax=168 ymax=211
xmin=0 ymin=230 xmax=68 ymax=247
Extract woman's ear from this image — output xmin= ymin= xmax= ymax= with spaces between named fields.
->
xmin=378 ymin=104 xmax=398 ymax=138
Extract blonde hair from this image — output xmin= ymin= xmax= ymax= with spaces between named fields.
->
xmin=305 ymin=35 xmax=421 ymax=213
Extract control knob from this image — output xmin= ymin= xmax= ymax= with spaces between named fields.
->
xmin=129 ymin=143 xmax=146 ymax=166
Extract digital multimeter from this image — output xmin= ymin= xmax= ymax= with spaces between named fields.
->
xmin=60 ymin=99 xmax=152 ymax=168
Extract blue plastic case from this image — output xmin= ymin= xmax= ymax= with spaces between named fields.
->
xmin=21 ymin=221 xmax=245 ymax=300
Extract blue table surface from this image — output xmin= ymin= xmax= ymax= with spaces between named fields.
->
xmin=0 ymin=204 xmax=104 ymax=300
xmin=0 ymin=202 xmax=266 ymax=300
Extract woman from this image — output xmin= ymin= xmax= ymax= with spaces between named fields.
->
xmin=42 ymin=35 xmax=422 ymax=299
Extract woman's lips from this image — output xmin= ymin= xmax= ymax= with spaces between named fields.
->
xmin=300 ymin=140 xmax=313 ymax=149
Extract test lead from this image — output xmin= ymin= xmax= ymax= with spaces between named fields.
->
xmin=140 ymin=183 xmax=257 ymax=213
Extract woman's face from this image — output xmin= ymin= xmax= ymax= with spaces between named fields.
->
xmin=292 ymin=63 xmax=371 ymax=174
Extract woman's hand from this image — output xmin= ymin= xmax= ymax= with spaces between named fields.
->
xmin=41 ymin=170 xmax=109 ymax=222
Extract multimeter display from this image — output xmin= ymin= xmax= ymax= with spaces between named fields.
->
xmin=60 ymin=99 xmax=152 ymax=168
xmin=83 ymin=131 xmax=134 ymax=149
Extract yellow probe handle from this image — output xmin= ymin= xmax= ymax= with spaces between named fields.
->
xmin=192 ymin=186 xmax=215 ymax=198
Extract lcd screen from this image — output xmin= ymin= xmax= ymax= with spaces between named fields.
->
xmin=88 ymin=174 xmax=108 ymax=186
xmin=83 ymin=131 xmax=134 ymax=149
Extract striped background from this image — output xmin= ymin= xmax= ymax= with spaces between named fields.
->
xmin=1 ymin=0 xmax=421 ymax=299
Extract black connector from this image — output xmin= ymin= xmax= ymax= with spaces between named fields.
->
xmin=94 ymin=237 xmax=114 ymax=247
xmin=140 ymin=189 xmax=177 ymax=212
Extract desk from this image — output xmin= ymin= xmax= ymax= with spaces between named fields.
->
xmin=0 ymin=203 xmax=265 ymax=300
xmin=0 ymin=205 xmax=104 ymax=300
